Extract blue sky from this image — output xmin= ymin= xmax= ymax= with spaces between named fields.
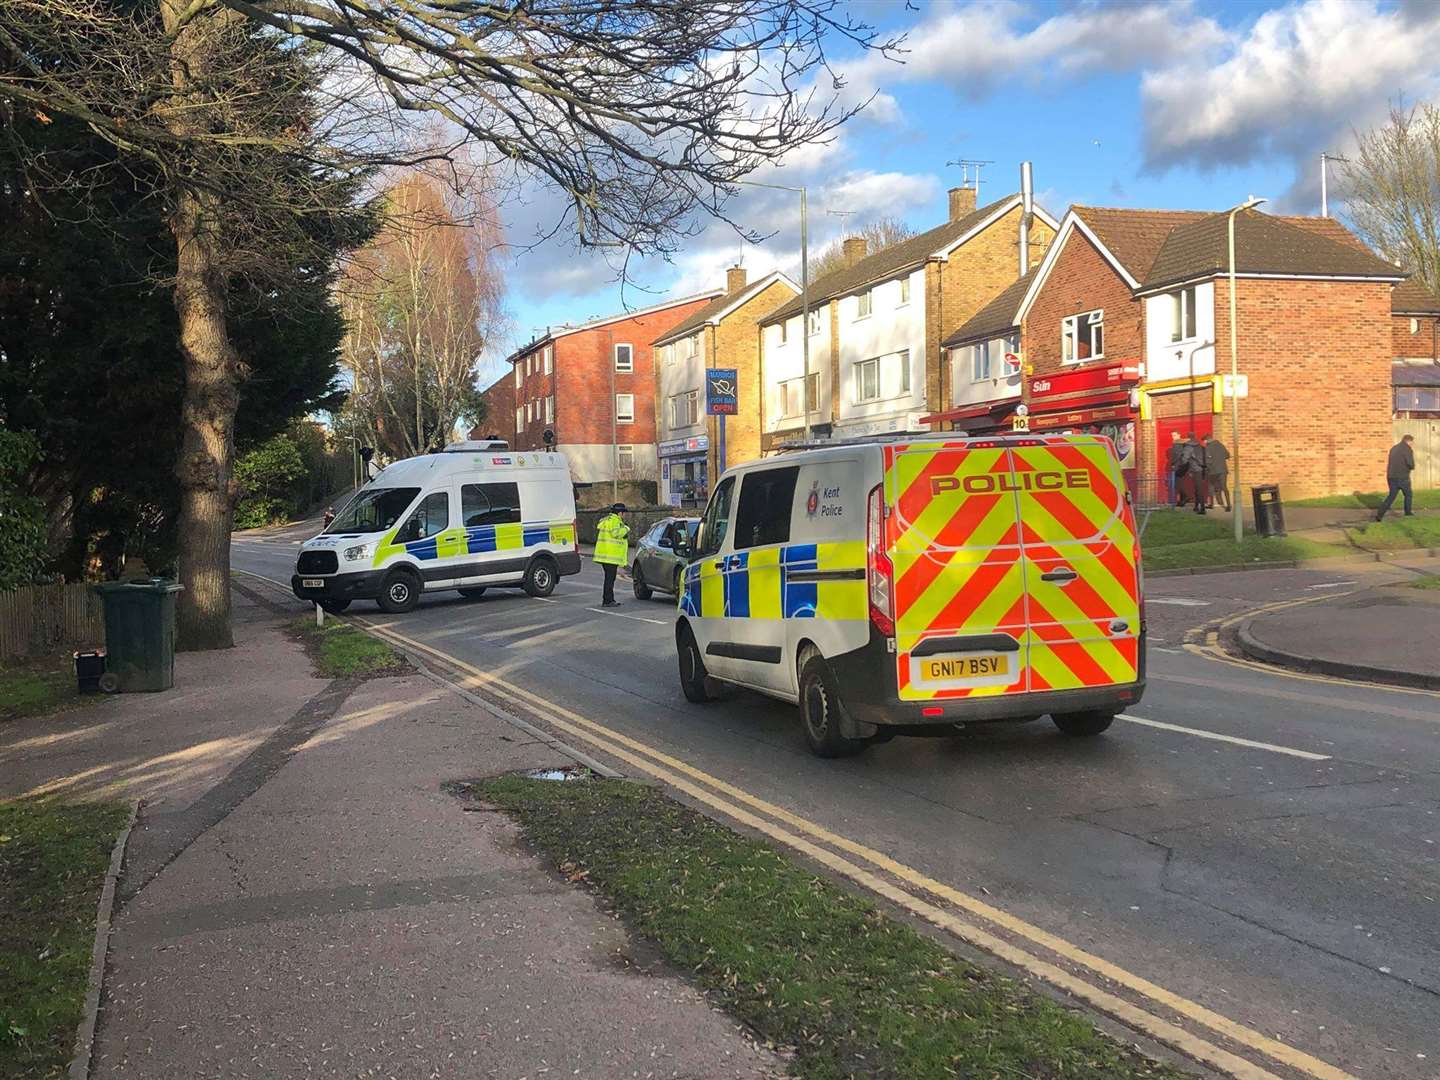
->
xmin=481 ymin=0 xmax=1440 ymax=385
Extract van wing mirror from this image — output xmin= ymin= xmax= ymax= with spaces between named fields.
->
xmin=672 ymin=528 xmax=691 ymax=557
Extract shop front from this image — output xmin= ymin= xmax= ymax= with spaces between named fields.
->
xmin=659 ymin=434 xmax=709 ymax=509
xmin=1026 ymin=363 xmax=1141 ymax=489
xmin=919 ymin=396 xmax=1020 ymax=434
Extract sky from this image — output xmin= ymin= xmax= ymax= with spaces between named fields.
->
xmin=479 ymin=0 xmax=1440 ymax=386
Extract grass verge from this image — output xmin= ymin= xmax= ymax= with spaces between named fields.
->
xmin=291 ymin=617 xmax=408 ymax=678
xmin=1402 ymin=574 xmax=1440 ymax=590
xmin=0 ymin=658 xmax=97 ymax=724
xmin=1291 ymin=489 xmax=1440 ymax=510
xmin=1142 ymin=534 xmax=1350 ymax=572
xmin=0 ymin=799 xmax=129 ymax=1080
xmin=1135 ymin=511 xmax=1232 ymax=548
xmin=472 ymin=775 xmax=1187 ymax=1080
xmin=1346 ymin=515 xmax=1440 ymax=552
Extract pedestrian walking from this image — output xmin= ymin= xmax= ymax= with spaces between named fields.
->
xmin=1167 ymin=431 xmax=1185 ymax=506
xmin=1184 ymin=432 xmax=1208 ymax=514
xmin=1203 ymin=434 xmax=1231 ymax=510
xmin=594 ymin=502 xmax=630 ymax=606
xmin=1376 ymin=434 xmax=1417 ymax=521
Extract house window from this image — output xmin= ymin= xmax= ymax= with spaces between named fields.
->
xmin=856 ymin=357 xmax=881 ymax=402
xmin=513 ymin=364 xmax=521 ymax=388
xmin=544 ymin=395 xmax=555 ymax=425
xmin=515 ymin=406 xmax=523 ymax=431
xmin=1061 ymin=309 xmax=1104 ymax=363
xmin=856 ymin=289 xmax=872 ymax=319
xmin=896 ymin=349 xmax=911 ymax=394
xmin=615 ymin=393 xmax=635 ymax=423
xmin=1169 ymin=287 xmax=1197 ymax=342
xmin=526 ymin=354 xmax=533 ymax=376
xmin=670 ymin=390 xmax=699 ymax=428
xmin=807 ymin=308 xmax=822 ymax=336
xmin=616 ymin=445 xmax=635 ymax=471
xmin=614 ymin=343 xmax=634 ymax=372
xmin=679 ymin=335 xmax=696 ymax=360
xmin=779 ymin=373 xmax=818 ymax=418
xmin=971 ymin=341 xmax=991 ymax=382
xmin=659 ymin=343 xmax=672 ymax=366
xmin=779 ymin=320 xmax=788 ymax=344
xmin=542 ymin=345 xmax=553 ymax=374
xmin=898 ymin=276 xmax=911 ymax=305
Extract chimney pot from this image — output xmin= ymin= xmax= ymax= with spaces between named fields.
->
xmin=842 ymin=236 xmax=868 ymax=266
xmin=725 ymin=266 xmax=747 ymax=295
xmin=949 ymin=186 xmax=977 ymax=221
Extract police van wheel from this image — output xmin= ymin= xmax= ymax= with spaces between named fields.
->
xmin=318 ymin=599 xmax=351 ymax=614
xmin=523 ymin=557 xmax=557 ymax=598
xmin=799 ymin=654 xmax=869 ymax=758
xmin=632 ymin=563 xmax=652 ymax=600
xmin=377 ymin=571 xmax=421 ymax=614
xmin=457 ymin=587 xmax=487 ymax=599
xmin=677 ymin=626 xmax=712 ymax=703
xmin=1051 ymin=710 xmax=1115 ymax=737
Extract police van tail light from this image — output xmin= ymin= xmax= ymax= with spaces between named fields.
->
xmin=866 ymin=483 xmax=894 ymax=637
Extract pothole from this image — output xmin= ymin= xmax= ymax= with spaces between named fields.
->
xmin=521 ymin=765 xmax=594 ymax=782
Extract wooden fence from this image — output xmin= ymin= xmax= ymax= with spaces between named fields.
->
xmin=0 ymin=583 xmax=106 ymax=661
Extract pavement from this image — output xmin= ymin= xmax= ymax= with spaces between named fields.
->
xmin=2 ymin=587 xmax=778 ymax=1079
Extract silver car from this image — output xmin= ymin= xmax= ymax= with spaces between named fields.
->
xmin=631 ymin=517 xmax=699 ymax=600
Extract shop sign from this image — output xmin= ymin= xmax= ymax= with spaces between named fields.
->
xmin=1029 ymin=362 xmax=1141 ymax=399
xmin=658 ymin=435 xmax=709 ymax=457
xmin=706 ymin=368 xmax=738 ymax=415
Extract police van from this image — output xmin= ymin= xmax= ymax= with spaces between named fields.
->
xmin=673 ymin=433 xmax=1144 ymax=757
xmin=291 ymin=441 xmax=580 ymax=614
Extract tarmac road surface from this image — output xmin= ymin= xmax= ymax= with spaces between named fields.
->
xmin=233 ymin=535 xmax=1440 ymax=1080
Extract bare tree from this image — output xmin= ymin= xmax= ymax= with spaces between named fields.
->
xmin=1343 ymin=102 xmax=1440 ymax=296
xmin=808 ymin=215 xmax=915 ymax=279
xmin=0 ymin=0 xmax=896 ymax=648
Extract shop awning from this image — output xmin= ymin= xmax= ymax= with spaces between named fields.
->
xmin=1028 ymin=388 xmax=1132 ymax=415
xmin=919 ymin=398 xmax=1019 ymax=427
xmin=1029 ymin=401 xmax=1134 ymax=430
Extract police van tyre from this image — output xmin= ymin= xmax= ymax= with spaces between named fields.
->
xmin=376 ymin=569 xmax=421 ymax=614
xmin=632 ymin=562 xmax=652 ymax=601
xmin=798 ymin=651 xmax=869 ymax=758
xmin=1051 ymin=710 xmax=1115 ymax=737
xmin=677 ymin=625 xmax=714 ymax=703
xmin=457 ymin=587 xmax=487 ymax=599
xmin=318 ymin=598 xmax=351 ymax=614
xmin=522 ymin=555 xmax=557 ymax=598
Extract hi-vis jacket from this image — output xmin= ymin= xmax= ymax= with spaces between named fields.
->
xmin=593 ymin=513 xmax=630 ymax=565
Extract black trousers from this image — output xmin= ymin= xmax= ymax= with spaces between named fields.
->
xmin=1377 ymin=481 xmax=1413 ymax=519
xmin=1209 ymin=473 xmax=1230 ymax=510
xmin=601 ymin=562 xmax=618 ymax=604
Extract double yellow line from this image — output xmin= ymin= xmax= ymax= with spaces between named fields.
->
xmin=236 ymin=570 xmax=1355 ymax=1080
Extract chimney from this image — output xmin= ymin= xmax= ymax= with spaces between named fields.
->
xmin=843 ymin=236 xmax=868 ymax=266
xmin=1019 ymin=161 xmax=1034 ymax=276
xmin=726 ymin=265 xmax=747 ymax=295
xmin=949 ymin=186 xmax=977 ymax=222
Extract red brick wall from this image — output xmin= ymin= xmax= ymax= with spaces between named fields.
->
xmin=1023 ymin=229 xmax=1144 ymax=378
xmin=1215 ymin=277 xmax=1394 ymax=498
xmin=473 ymin=374 xmax=515 ymax=445
xmin=1393 ymin=312 xmax=1439 ymax=359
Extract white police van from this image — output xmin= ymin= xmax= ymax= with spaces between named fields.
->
xmin=291 ymin=441 xmax=580 ymax=613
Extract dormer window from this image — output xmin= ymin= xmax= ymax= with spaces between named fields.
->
xmin=1061 ymin=309 xmax=1104 ymax=364
xmin=1169 ymin=287 xmax=1197 ymax=343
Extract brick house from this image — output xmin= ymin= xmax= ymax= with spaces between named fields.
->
xmin=1391 ymin=277 xmax=1440 ymax=487
xmin=756 ymin=176 xmax=1058 ymax=450
xmin=468 ymin=370 xmax=515 ymax=446
xmin=505 ymin=291 xmax=720 ymax=484
xmin=985 ymin=205 xmax=1407 ymax=499
xmin=650 ymin=267 xmax=798 ymax=507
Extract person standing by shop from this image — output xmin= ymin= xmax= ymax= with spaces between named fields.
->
xmin=1167 ymin=431 xmax=1185 ymax=506
xmin=1203 ymin=434 xmax=1231 ymax=511
xmin=1376 ymin=434 xmax=1416 ymax=521
xmin=1184 ymin=433 xmax=1208 ymax=514
xmin=594 ymin=503 xmax=631 ymax=606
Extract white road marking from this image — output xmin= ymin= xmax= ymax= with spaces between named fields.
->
xmin=1146 ymin=597 xmax=1212 ymax=607
xmin=1117 ymin=714 xmax=1331 ymax=761
xmin=1306 ymin=581 xmax=1356 ymax=590
xmin=586 ymin=606 xmax=666 ymax=625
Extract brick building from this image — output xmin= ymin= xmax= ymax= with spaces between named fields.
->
xmin=468 ymin=370 xmax=515 ymax=446
xmin=650 ymin=267 xmax=798 ymax=507
xmin=1391 ymin=277 xmax=1440 ymax=488
xmin=504 ymin=291 xmax=720 ymax=484
xmin=756 ymin=172 xmax=1058 ymax=450
xmin=966 ymin=205 xmax=1408 ymax=500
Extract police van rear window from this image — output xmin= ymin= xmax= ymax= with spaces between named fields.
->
xmin=734 ymin=466 xmax=799 ymax=549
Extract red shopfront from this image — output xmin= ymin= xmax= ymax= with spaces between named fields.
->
xmin=1025 ymin=363 xmax=1141 ymax=485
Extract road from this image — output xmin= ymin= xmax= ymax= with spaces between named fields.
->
xmin=233 ymin=535 xmax=1439 ymax=1080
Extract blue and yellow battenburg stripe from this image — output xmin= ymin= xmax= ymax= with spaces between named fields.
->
xmin=680 ymin=541 xmax=866 ymax=620
xmin=374 ymin=519 xmax=574 ymax=566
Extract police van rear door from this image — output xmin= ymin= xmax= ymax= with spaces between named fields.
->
xmin=885 ymin=440 xmax=1029 ymax=703
xmin=1010 ymin=435 xmax=1140 ymax=693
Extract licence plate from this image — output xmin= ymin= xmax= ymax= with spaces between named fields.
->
xmin=918 ymin=653 xmax=1008 ymax=681
xmin=301 ymin=578 xmax=324 ymax=588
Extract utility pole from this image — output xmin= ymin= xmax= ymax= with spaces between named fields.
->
xmin=1227 ymin=195 xmax=1267 ymax=543
xmin=1319 ymin=152 xmax=1349 ymax=217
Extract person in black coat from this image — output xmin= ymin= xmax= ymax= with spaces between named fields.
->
xmin=1203 ymin=434 xmax=1231 ymax=511
xmin=1376 ymin=435 xmax=1417 ymax=521
xmin=1167 ymin=432 xmax=1185 ymax=506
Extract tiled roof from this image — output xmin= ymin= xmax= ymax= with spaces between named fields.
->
xmin=762 ymin=193 xmax=1024 ymax=325
xmin=1142 ymin=209 xmax=1402 ymax=291
xmin=1071 ymin=207 xmax=1207 ymax=281
xmin=941 ymin=268 xmax=1038 ymax=348
xmin=1393 ymin=277 xmax=1440 ymax=314
xmin=651 ymin=272 xmax=796 ymax=346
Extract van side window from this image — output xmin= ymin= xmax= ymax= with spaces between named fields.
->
xmin=734 ymin=466 xmax=799 ymax=549
xmin=400 ymin=491 xmax=450 ymax=542
xmin=696 ymin=477 xmax=735 ymax=558
xmin=462 ymin=483 xmax=522 ymax=527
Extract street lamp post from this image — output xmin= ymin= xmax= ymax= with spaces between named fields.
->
xmin=1226 ymin=195 xmax=1266 ymax=544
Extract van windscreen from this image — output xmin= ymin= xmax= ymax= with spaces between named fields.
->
xmin=325 ymin=488 xmax=420 ymax=534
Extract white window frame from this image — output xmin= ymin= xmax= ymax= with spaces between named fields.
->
xmin=1169 ymin=287 xmax=1197 ymax=343
xmin=1061 ymin=309 xmax=1105 ymax=364
xmin=856 ymin=289 xmax=872 ymax=319
xmin=515 ymin=405 xmax=523 ymax=431
xmin=898 ymin=275 xmax=911 ymax=306
xmin=778 ymin=320 xmax=789 ymax=344
xmin=669 ymin=391 xmax=699 ymax=429
xmin=615 ymin=393 xmax=635 ymax=424
xmin=659 ymin=343 xmax=672 ymax=366
xmin=542 ymin=345 xmax=553 ymax=374
xmin=896 ymin=349 xmax=911 ymax=394
xmin=614 ymin=343 xmax=634 ymax=372
xmin=616 ymin=444 xmax=635 ymax=472
xmin=807 ymin=308 xmax=822 ymax=336
xmin=856 ymin=357 xmax=881 ymax=403
xmin=971 ymin=341 xmax=991 ymax=382
xmin=513 ymin=363 xmax=521 ymax=388
xmin=778 ymin=372 xmax=818 ymax=419
xmin=544 ymin=395 xmax=555 ymax=425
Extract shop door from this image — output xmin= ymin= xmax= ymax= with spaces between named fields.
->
xmin=1155 ymin=413 xmax=1212 ymax=505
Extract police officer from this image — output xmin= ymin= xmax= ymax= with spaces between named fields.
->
xmin=594 ymin=502 xmax=630 ymax=607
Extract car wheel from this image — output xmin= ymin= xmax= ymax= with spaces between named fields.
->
xmin=457 ymin=587 xmax=487 ymax=599
xmin=632 ymin=562 xmax=652 ymax=600
xmin=318 ymin=599 xmax=351 ymax=614
xmin=1051 ymin=710 xmax=1115 ymax=737
xmin=523 ymin=556 xmax=557 ymax=598
xmin=798 ymin=652 xmax=869 ymax=758
xmin=376 ymin=570 xmax=421 ymax=614
xmin=677 ymin=625 xmax=713 ymax=703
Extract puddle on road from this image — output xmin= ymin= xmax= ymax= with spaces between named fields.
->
xmin=522 ymin=765 xmax=592 ymax=782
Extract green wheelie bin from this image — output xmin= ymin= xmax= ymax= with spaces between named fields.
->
xmin=94 ymin=579 xmax=184 ymax=692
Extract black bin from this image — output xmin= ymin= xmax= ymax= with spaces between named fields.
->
xmin=94 ymin=579 xmax=184 ymax=692
xmin=1251 ymin=485 xmax=1286 ymax=538
xmin=74 ymin=649 xmax=106 ymax=694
